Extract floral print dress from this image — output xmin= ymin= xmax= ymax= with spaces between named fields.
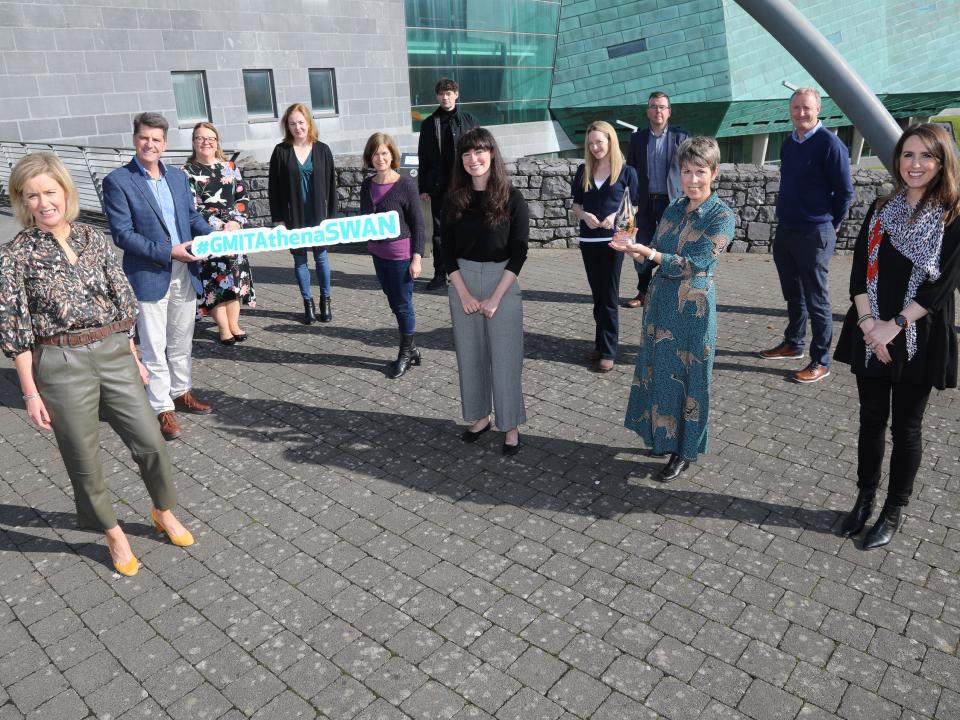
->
xmin=625 ymin=193 xmax=735 ymax=461
xmin=183 ymin=160 xmax=256 ymax=313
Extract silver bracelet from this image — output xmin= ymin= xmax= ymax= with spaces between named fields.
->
xmin=22 ymin=392 xmax=40 ymax=401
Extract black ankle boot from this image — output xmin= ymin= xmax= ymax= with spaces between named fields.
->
xmin=318 ymin=295 xmax=332 ymax=322
xmin=863 ymin=505 xmax=902 ymax=549
xmin=839 ymin=490 xmax=875 ymax=537
xmin=387 ymin=334 xmax=421 ymax=379
xmin=302 ymin=298 xmax=316 ymax=325
xmin=659 ymin=454 xmax=689 ymax=481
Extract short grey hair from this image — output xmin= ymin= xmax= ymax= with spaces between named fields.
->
xmin=790 ymin=87 xmax=822 ymax=106
xmin=678 ymin=136 xmax=720 ymax=172
xmin=133 ymin=112 xmax=169 ymax=138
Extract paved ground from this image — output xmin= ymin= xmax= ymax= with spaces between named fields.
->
xmin=1 ymin=244 xmax=958 ymax=720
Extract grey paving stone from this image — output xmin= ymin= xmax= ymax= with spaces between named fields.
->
xmin=195 ymin=643 xmax=257 ymax=690
xmin=8 ymin=663 xmax=68 ymax=713
xmin=778 ymin=624 xmax=836 ymax=667
xmin=30 ymin=689 xmax=89 ymax=720
xmin=332 ymin=635 xmax=391 ymax=680
xmin=559 ymin=631 xmax=620 ymax=678
xmin=471 ymin=625 xmax=529 ymax=671
xmin=421 ymin=641 xmax=482 ymax=688
xmin=827 ymin=645 xmax=888 ymax=692
xmin=603 ymin=615 xmax=662 ymax=658
xmin=60 ymin=649 xmax=122 ymax=697
xmin=737 ymin=639 xmax=796 ymax=688
xmin=692 ymin=656 xmax=753 ymax=707
xmin=457 ymin=663 xmax=521 ymax=714
xmin=564 ymin=597 xmax=622 ymax=637
xmin=837 ymin=684 xmax=901 ymax=720
xmin=690 ymin=621 xmax=750 ymax=665
xmin=506 ymin=646 xmax=568 ymax=695
xmin=401 ymin=679 xmax=465 ymax=720
xmin=519 ymin=612 xmax=577 ymax=654
xmin=644 ymin=676 xmax=710 ymax=720
xmin=904 ymin=613 xmax=959 ymax=655
xmin=692 ymin=587 xmax=748 ymax=625
xmin=786 ymin=660 xmax=848 ymax=712
xmin=738 ymin=678 xmax=803 ymax=720
xmin=312 ymin=674 xmax=376 ymax=720
xmin=650 ymin=570 xmax=705 ymax=607
xmin=167 ymin=682 xmax=232 ymax=720
xmin=85 ymin=673 xmax=148 ymax=718
xmin=221 ymin=665 xmax=284 ymax=717
xmin=646 ymin=635 xmax=706 ymax=682
xmin=919 ymin=649 xmax=960 ymax=693
xmin=482 ymin=594 xmax=541 ymax=634
xmin=491 ymin=686 xmax=564 ymax=720
xmin=46 ymin=626 xmax=104 ymax=671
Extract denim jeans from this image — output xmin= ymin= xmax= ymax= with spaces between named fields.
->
xmin=292 ymin=247 xmax=331 ymax=299
xmin=372 ymin=255 xmax=415 ymax=335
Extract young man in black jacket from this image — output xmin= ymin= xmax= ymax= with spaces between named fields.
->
xmin=417 ymin=77 xmax=478 ymax=290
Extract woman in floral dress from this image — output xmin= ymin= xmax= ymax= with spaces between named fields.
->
xmin=184 ymin=121 xmax=256 ymax=345
xmin=610 ymin=136 xmax=735 ymax=481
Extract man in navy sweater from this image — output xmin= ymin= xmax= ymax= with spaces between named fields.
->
xmin=759 ymin=88 xmax=853 ymax=383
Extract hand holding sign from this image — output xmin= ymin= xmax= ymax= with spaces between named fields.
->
xmin=192 ymin=211 xmax=401 ymax=258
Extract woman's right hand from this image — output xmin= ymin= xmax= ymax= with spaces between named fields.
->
xmin=26 ymin=396 xmax=51 ymax=431
xmin=459 ymin=292 xmax=482 ymax=314
xmin=580 ymin=212 xmax=602 ymax=229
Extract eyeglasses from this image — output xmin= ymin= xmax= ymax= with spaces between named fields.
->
xmin=648 ymin=105 xmax=670 ymax=111
xmin=193 ymin=136 xmax=218 ymax=145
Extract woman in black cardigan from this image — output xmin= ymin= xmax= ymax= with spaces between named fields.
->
xmin=268 ymin=103 xmax=338 ymax=324
xmin=834 ymin=123 xmax=960 ymax=549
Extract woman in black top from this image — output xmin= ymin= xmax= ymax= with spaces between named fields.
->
xmin=359 ymin=132 xmax=427 ymax=378
xmin=834 ymin=123 xmax=960 ymax=549
xmin=444 ymin=128 xmax=529 ymax=455
xmin=268 ymin=103 xmax=338 ymax=324
xmin=571 ymin=121 xmax=639 ymax=372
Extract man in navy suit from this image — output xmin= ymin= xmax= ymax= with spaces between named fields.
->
xmin=625 ymin=91 xmax=690 ymax=308
xmin=103 ymin=112 xmax=214 ymax=440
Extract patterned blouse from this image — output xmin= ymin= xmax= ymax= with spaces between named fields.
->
xmin=0 ymin=224 xmax=138 ymax=358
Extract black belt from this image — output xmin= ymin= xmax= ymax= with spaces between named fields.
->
xmin=648 ymin=193 xmax=668 ymax=200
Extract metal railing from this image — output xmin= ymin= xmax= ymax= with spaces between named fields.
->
xmin=0 ymin=140 xmax=238 ymax=218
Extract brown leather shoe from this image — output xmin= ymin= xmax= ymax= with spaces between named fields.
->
xmin=173 ymin=391 xmax=212 ymax=415
xmin=157 ymin=411 xmax=181 ymax=441
xmin=625 ymin=293 xmax=645 ymax=308
xmin=793 ymin=362 xmax=830 ymax=384
xmin=758 ymin=341 xmax=803 ymax=360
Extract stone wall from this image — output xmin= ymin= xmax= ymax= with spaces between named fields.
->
xmin=238 ymin=158 xmax=893 ymax=253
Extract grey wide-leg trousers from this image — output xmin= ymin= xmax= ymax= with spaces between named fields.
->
xmin=448 ymin=259 xmax=527 ymax=431
xmin=33 ymin=331 xmax=176 ymax=530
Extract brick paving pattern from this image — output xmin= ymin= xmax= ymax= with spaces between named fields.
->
xmin=1 ymin=248 xmax=958 ymax=719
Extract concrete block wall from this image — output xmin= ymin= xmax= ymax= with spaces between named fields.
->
xmin=0 ymin=0 xmax=413 ymax=158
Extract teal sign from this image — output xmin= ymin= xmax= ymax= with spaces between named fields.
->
xmin=192 ymin=211 xmax=400 ymax=257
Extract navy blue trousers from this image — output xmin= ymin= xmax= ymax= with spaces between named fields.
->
xmin=580 ymin=241 xmax=623 ymax=360
xmin=772 ymin=224 xmax=836 ymax=366
xmin=634 ymin=194 xmax=670 ymax=295
xmin=372 ymin=255 xmax=415 ymax=335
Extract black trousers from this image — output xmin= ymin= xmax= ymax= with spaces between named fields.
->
xmin=855 ymin=375 xmax=932 ymax=508
xmin=635 ymin=194 xmax=670 ymax=295
xmin=430 ymin=191 xmax=446 ymax=277
xmin=580 ymin=241 xmax=623 ymax=359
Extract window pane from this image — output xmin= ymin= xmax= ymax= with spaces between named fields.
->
xmin=409 ymin=67 xmax=553 ymax=107
xmin=407 ymin=28 xmax=557 ymax=68
xmin=405 ymin=0 xmax=560 ymax=35
xmin=243 ymin=70 xmax=275 ymax=117
xmin=171 ymin=71 xmax=209 ymax=124
xmin=309 ymin=69 xmax=337 ymax=114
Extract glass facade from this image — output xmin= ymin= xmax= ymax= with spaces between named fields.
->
xmin=404 ymin=0 xmax=560 ymax=129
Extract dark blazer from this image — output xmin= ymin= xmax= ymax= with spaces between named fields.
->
xmin=626 ymin=125 xmax=691 ymax=242
xmin=103 ymin=159 xmax=211 ymax=302
xmin=416 ymin=106 xmax=478 ymax=197
xmin=268 ymin=141 xmax=338 ymax=242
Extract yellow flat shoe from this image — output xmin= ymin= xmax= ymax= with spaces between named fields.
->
xmin=151 ymin=508 xmax=195 ymax=547
xmin=113 ymin=554 xmax=139 ymax=577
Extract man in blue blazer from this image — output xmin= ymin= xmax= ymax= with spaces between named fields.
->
xmin=625 ymin=91 xmax=690 ymax=308
xmin=103 ymin=112 xmax=214 ymax=440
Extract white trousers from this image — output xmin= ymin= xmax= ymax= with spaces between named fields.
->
xmin=137 ymin=261 xmax=196 ymax=413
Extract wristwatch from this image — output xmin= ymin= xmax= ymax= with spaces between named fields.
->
xmin=894 ymin=314 xmax=910 ymax=329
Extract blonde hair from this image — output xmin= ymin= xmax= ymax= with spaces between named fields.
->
xmin=582 ymin=121 xmax=623 ymax=192
xmin=362 ymin=132 xmax=400 ymax=170
xmin=188 ymin=121 xmax=226 ymax=163
xmin=281 ymin=103 xmax=319 ymax=145
xmin=8 ymin=152 xmax=80 ymax=230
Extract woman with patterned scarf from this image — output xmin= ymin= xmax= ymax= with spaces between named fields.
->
xmin=834 ymin=123 xmax=960 ymax=549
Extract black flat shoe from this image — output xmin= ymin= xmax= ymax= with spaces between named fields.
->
xmin=645 ymin=450 xmax=668 ymax=459
xmin=502 ymin=441 xmax=520 ymax=457
xmin=460 ymin=421 xmax=491 ymax=443
xmin=863 ymin=506 xmax=901 ymax=549
xmin=659 ymin=454 xmax=689 ymax=481
xmin=234 ymin=333 xmax=247 ymax=343
xmin=839 ymin=490 xmax=874 ymax=537
xmin=219 ymin=336 xmax=237 ymax=346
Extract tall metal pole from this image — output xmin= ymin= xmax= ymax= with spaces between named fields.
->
xmin=733 ymin=0 xmax=902 ymax=173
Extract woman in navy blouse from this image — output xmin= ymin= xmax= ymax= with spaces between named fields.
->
xmin=571 ymin=121 xmax=639 ymax=372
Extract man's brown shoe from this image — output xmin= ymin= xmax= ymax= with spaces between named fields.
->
xmin=793 ymin=363 xmax=830 ymax=384
xmin=625 ymin=293 xmax=645 ymax=308
xmin=173 ymin=391 xmax=212 ymax=415
xmin=758 ymin=341 xmax=803 ymax=360
xmin=158 ymin=411 xmax=181 ymax=441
